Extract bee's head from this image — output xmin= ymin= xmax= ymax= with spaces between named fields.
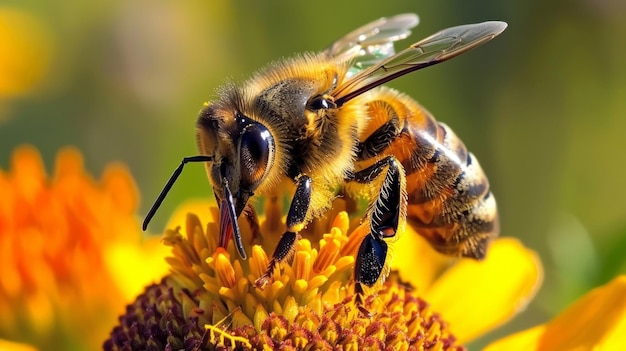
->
xmin=194 ymin=61 xmax=341 ymax=257
xmin=196 ymin=103 xmax=276 ymax=258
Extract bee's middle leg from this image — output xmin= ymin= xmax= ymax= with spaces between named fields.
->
xmin=254 ymin=175 xmax=312 ymax=289
xmin=347 ymin=155 xmax=407 ymax=311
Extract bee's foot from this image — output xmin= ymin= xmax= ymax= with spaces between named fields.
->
xmin=254 ymin=274 xmax=272 ymax=290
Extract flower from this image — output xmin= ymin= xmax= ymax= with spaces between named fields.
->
xmin=393 ymin=228 xmax=543 ymax=344
xmin=484 ymin=275 xmax=626 ymax=351
xmin=105 ymin=196 xmax=542 ymax=350
xmin=0 ymin=7 xmax=52 ymax=99
xmin=0 ymin=145 xmax=169 ymax=350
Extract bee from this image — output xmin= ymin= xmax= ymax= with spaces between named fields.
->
xmin=144 ymin=13 xmax=504 ymax=305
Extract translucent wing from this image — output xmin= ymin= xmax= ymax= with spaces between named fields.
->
xmin=324 ymin=13 xmax=420 ymax=76
xmin=334 ymin=21 xmax=508 ymax=105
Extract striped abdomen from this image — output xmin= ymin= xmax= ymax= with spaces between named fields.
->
xmin=355 ymin=88 xmax=499 ymax=259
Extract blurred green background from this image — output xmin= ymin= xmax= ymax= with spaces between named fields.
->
xmin=1 ymin=0 xmax=625 ymax=349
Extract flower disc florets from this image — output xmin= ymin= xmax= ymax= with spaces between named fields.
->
xmin=105 ymin=200 xmax=465 ymax=350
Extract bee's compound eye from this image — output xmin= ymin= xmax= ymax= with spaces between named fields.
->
xmin=308 ymin=95 xmax=332 ymax=110
xmin=240 ymin=123 xmax=274 ymax=187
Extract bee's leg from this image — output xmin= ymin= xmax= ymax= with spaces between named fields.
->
xmin=254 ymin=175 xmax=312 ymax=289
xmin=354 ymin=233 xmax=388 ymax=315
xmin=347 ymin=156 xmax=406 ymax=313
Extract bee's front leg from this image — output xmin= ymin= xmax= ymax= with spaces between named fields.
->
xmin=347 ymin=156 xmax=407 ymax=313
xmin=254 ymin=175 xmax=312 ymax=289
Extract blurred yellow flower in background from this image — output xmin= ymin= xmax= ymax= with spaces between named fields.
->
xmin=0 ymin=146 xmax=169 ymax=351
xmin=104 ymin=198 xmax=542 ymax=350
xmin=0 ymin=7 xmax=52 ymax=99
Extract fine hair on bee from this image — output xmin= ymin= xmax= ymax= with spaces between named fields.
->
xmin=143 ymin=13 xmax=505 ymax=311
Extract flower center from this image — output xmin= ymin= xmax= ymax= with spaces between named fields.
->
xmin=104 ymin=199 xmax=465 ymax=350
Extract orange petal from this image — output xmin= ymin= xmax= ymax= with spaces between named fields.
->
xmin=423 ymin=238 xmax=542 ymax=343
xmin=10 ymin=145 xmax=46 ymax=202
xmin=54 ymin=146 xmax=84 ymax=178
xmin=484 ymin=275 xmax=626 ymax=351
xmin=102 ymin=163 xmax=139 ymax=214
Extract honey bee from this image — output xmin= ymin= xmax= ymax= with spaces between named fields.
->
xmin=144 ymin=13 xmax=504 ymax=304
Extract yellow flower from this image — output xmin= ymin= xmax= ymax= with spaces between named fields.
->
xmin=485 ymin=275 xmax=626 ymax=351
xmin=0 ymin=7 xmax=52 ymax=99
xmin=393 ymin=226 xmax=543 ymax=344
xmin=105 ymin=197 xmax=542 ymax=350
xmin=0 ymin=146 xmax=169 ymax=350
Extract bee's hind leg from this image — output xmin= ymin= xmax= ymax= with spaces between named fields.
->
xmin=347 ymin=156 xmax=407 ymax=313
xmin=254 ymin=175 xmax=312 ymax=289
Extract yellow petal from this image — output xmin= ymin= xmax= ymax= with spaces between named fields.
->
xmin=0 ymin=339 xmax=38 ymax=351
xmin=484 ymin=275 xmax=626 ymax=351
xmin=105 ymin=237 xmax=170 ymax=301
xmin=483 ymin=325 xmax=546 ymax=351
xmin=423 ymin=238 xmax=542 ymax=343
xmin=392 ymin=226 xmax=455 ymax=291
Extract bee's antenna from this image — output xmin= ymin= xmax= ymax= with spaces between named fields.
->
xmin=142 ymin=155 xmax=213 ymax=231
